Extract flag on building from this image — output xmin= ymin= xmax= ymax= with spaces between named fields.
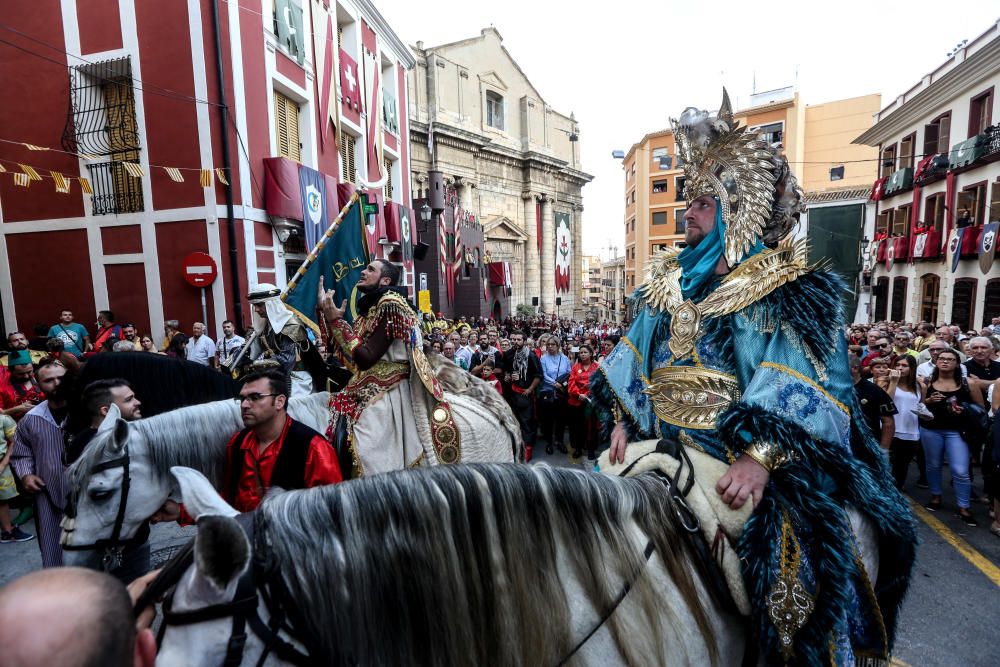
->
xmin=555 ymin=211 xmax=571 ymax=292
xmin=360 ymin=21 xmax=384 ymax=185
xmin=913 ymin=232 xmax=928 ymax=259
xmin=311 ymin=1 xmax=340 ymax=149
xmin=885 ymin=238 xmax=895 ymax=271
xmin=400 ymin=205 xmax=415 ymax=296
xmin=299 ymin=165 xmax=328 ymax=252
xmin=274 ymin=0 xmax=304 ymax=65
xmin=284 ymin=199 xmax=368 ymax=328
xmin=980 ymin=222 xmax=998 ymax=274
xmin=339 ymin=49 xmax=361 ymax=121
xmin=950 ymin=227 xmax=965 ymax=273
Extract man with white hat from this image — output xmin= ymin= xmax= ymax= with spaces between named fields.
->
xmin=245 ymin=284 xmax=314 ymax=397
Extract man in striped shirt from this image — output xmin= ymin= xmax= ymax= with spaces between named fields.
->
xmin=11 ymin=358 xmax=69 ymax=567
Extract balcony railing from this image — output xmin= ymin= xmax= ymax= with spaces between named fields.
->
xmin=86 ymin=159 xmax=144 ymax=215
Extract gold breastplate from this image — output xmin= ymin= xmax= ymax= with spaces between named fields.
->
xmin=645 ymin=366 xmax=741 ymax=430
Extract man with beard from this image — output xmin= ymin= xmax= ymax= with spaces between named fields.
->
xmin=319 ymin=259 xmax=426 ymax=477
xmin=245 ymin=284 xmax=315 ymax=396
xmin=10 ymin=358 xmax=71 ymax=567
xmin=592 ymin=92 xmax=915 ymax=665
xmin=502 ymin=330 xmax=542 ymax=459
xmin=153 ymin=369 xmax=341 ymax=521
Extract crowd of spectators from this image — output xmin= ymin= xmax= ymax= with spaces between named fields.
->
xmin=849 ymin=318 xmax=1000 ymax=534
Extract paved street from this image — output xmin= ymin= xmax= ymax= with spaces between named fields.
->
xmin=2 ymin=451 xmax=998 ymax=666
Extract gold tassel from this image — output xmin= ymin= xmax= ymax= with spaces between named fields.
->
xmin=79 ymin=177 xmax=93 ymax=194
xmin=215 ymin=167 xmax=229 ymax=185
xmin=19 ymin=164 xmax=41 ymax=181
xmin=199 ymin=169 xmax=212 ymax=187
xmin=121 ymin=162 xmax=143 ymax=178
xmin=164 ymin=167 xmax=184 ymax=183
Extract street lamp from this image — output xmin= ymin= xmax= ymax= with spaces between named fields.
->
xmin=420 ymin=202 xmax=432 ymax=224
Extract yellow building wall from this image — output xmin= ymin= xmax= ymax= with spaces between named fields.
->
xmin=802 ymin=94 xmax=881 ymax=190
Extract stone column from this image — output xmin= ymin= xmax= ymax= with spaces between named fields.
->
xmin=540 ymin=195 xmax=555 ymax=314
xmin=522 ymin=192 xmax=539 ymax=309
xmin=572 ymin=204 xmax=584 ymax=318
xmin=459 ymin=180 xmax=476 ymax=212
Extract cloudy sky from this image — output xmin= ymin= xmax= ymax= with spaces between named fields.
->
xmin=377 ymin=0 xmax=997 ymax=258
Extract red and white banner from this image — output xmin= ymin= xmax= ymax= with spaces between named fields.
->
xmin=311 ymin=1 xmax=339 ymax=150
xmin=360 ymin=20 xmax=385 ymax=187
xmin=339 ymin=49 xmax=360 ymax=123
xmin=554 ymin=211 xmax=571 ymax=293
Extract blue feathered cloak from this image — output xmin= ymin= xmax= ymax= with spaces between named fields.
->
xmin=592 ymin=267 xmax=916 ymax=666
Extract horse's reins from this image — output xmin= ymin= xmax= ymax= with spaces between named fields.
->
xmin=555 ymin=438 xmax=741 ymax=665
xmin=136 ymin=514 xmax=313 ymax=667
xmin=63 ymin=443 xmax=149 ymax=571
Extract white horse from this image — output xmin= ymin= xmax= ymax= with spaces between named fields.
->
xmin=61 ymin=392 xmax=330 ymax=569
xmin=152 ymin=464 xmax=746 ymax=667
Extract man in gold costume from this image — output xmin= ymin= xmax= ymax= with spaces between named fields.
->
xmin=592 ymin=91 xmax=916 ymax=666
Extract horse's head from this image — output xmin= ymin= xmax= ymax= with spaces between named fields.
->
xmin=62 ymin=405 xmax=170 ymax=568
xmin=156 ymin=468 xmax=267 ymax=667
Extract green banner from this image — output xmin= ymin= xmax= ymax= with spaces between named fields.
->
xmin=275 ymin=0 xmax=305 ymax=65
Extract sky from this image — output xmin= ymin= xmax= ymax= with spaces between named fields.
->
xmin=376 ymin=0 xmax=999 ymax=259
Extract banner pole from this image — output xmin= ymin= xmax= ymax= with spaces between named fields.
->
xmin=282 ymin=190 xmax=361 ymax=301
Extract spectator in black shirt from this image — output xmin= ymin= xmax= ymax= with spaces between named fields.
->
xmin=849 ymin=353 xmax=896 ymax=451
xmin=965 ymin=336 xmax=1000 ymax=404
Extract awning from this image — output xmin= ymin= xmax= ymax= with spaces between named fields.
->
xmin=949 ymin=134 xmax=988 ymax=168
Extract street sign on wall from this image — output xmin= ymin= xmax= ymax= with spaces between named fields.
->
xmin=182 ymin=252 xmax=218 ymax=288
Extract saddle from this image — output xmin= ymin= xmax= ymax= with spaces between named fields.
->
xmin=598 ymin=439 xmax=752 ymax=616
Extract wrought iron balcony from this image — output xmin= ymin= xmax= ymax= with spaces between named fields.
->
xmin=86 ymin=160 xmax=144 ymax=215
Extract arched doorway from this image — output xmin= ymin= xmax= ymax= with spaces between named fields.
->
xmin=873 ymin=277 xmax=889 ymax=322
xmin=890 ymin=277 xmax=908 ymax=322
xmin=920 ymin=274 xmax=940 ymax=324
xmin=951 ymin=279 xmax=977 ymax=331
xmin=985 ymin=278 xmax=1000 ymax=326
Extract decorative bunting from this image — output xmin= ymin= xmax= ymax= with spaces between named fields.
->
xmin=51 ymin=172 xmax=70 ymax=193
xmin=121 ymin=162 xmax=143 ymax=178
xmin=23 ymin=143 xmax=47 ymax=151
xmin=0 ymin=164 xmax=5 ymax=173
xmin=215 ymin=168 xmax=229 ymax=185
xmin=13 ymin=173 xmax=29 ymax=187
xmin=199 ymin=169 xmax=212 ymax=187
xmin=19 ymin=164 xmax=41 ymax=181
xmin=79 ymin=152 xmax=101 ymax=161
xmin=164 ymin=167 xmax=184 ymax=183
xmin=79 ymin=177 xmax=93 ymax=194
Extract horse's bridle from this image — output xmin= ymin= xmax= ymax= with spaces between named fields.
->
xmin=64 ymin=443 xmax=149 ymax=571
xmin=138 ymin=514 xmax=313 ymax=667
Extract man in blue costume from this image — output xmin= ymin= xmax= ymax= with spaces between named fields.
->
xmin=592 ymin=91 xmax=916 ymax=666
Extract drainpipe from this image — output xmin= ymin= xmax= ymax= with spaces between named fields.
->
xmin=210 ymin=0 xmax=245 ymax=329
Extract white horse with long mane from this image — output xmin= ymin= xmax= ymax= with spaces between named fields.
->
xmin=64 ymin=359 xmax=521 ymax=569
xmin=151 ymin=464 xmax=746 ymax=666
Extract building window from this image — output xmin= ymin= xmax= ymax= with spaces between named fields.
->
xmin=485 ymin=90 xmax=504 ymax=130
xmin=829 ymin=165 xmax=845 ymax=181
xmin=951 ymin=279 xmax=978 ymax=331
xmin=969 ymin=88 xmax=993 ymax=138
xmin=274 ymin=90 xmax=301 ymax=161
xmin=899 ymin=133 xmax=915 ymax=170
xmin=652 ymin=211 xmax=667 ymax=226
xmin=880 ymin=144 xmax=896 ymax=179
xmin=273 ymin=0 xmax=305 ymax=65
xmin=892 ymin=205 xmax=910 ymax=236
xmin=873 ymin=277 xmax=889 ymax=322
xmin=920 ymin=274 xmax=940 ymax=324
xmin=652 ymin=147 xmax=672 ymax=170
xmin=752 ymin=121 xmax=783 ymax=146
xmin=674 ymin=176 xmax=685 ymax=202
xmin=985 ymin=279 xmax=1000 ymax=325
xmin=924 ymin=193 xmax=945 ymax=232
xmin=652 ymin=180 xmax=668 ymax=194
xmin=991 ymin=183 xmax=1000 ymax=224
xmin=957 ymin=183 xmax=986 ymax=225
xmin=875 ymin=210 xmax=891 ymax=235
xmin=923 ymin=113 xmax=951 ymax=156
xmin=631 ymin=190 xmax=636 ymax=203
xmin=339 ymin=133 xmax=356 ymax=183
xmin=890 ymin=277 xmax=908 ymax=322
xmin=383 ymin=158 xmax=394 ymax=201
xmin=674 ymin=208 xmax=686 ymax=234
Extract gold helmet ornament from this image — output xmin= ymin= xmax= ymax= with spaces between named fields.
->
xmin=671 ymin=89 xmax=806 ymax=266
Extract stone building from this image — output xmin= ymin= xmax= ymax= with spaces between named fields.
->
xmin=406 ymin=28 xmax=592 ymax=317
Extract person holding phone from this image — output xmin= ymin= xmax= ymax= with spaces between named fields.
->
xmin=919 ymin=349 xmax=984 ymax=525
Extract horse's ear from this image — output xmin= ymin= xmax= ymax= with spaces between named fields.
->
xmin=97 ymin=403 xmax=122 ymax=434
xmin=170 ymin=466 xmax=238 ymax=520
xmin=193 ymin=515 xmax=250 ymax=592
xmin=108 ymin=418 xmax=129 ymax=454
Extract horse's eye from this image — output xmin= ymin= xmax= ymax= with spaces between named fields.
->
xmin=89 ymin=489 xmax=114 ymax=501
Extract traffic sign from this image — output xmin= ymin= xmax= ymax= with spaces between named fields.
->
xmin=182 ymin=252 xmax=218 ymax=287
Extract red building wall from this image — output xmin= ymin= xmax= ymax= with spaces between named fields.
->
xmin=76 ymin=0 xmax=122 ymax=54
xmin=7 ymin=230 xmax=95 ymax=333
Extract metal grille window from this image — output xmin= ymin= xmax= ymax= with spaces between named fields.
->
xmin=383 ymin=158 xmax=394 ymax=200
xmin=339 ymin=134 xmax=356 ymax=183
xmin=274 ymin=91 xmax=301 ymax=161
xmin=63 ymin=57 xmax=143 ymax=215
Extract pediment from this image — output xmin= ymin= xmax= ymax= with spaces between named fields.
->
xmin=478 ymin=70 xmax=507 ymax=92
xmin=483 ymin=215 xmax=527 ymax=241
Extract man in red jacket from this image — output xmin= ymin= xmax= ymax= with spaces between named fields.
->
xmin=154 ymin=369 xmax=342 ymax=519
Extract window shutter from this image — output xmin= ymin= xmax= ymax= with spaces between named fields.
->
xmin=383 ymin=158 xmax=393 ymax=200
xmin=274 ymin=91 xmax=301 ymax=161
xmin=340 ymin=134 xmax=356 ymax=183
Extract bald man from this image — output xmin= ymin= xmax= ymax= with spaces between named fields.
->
xmin=0 ymin=567 xmax=155 ymax=667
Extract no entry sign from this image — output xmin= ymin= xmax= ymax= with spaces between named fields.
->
xmin=182 ymin=252 xmax=218 ymax=287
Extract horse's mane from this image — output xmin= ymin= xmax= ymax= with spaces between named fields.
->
xmin=256 ymin=463 xmax=719 ymax=666
xmin=68 ymin=400 xmax=243 ymax=489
